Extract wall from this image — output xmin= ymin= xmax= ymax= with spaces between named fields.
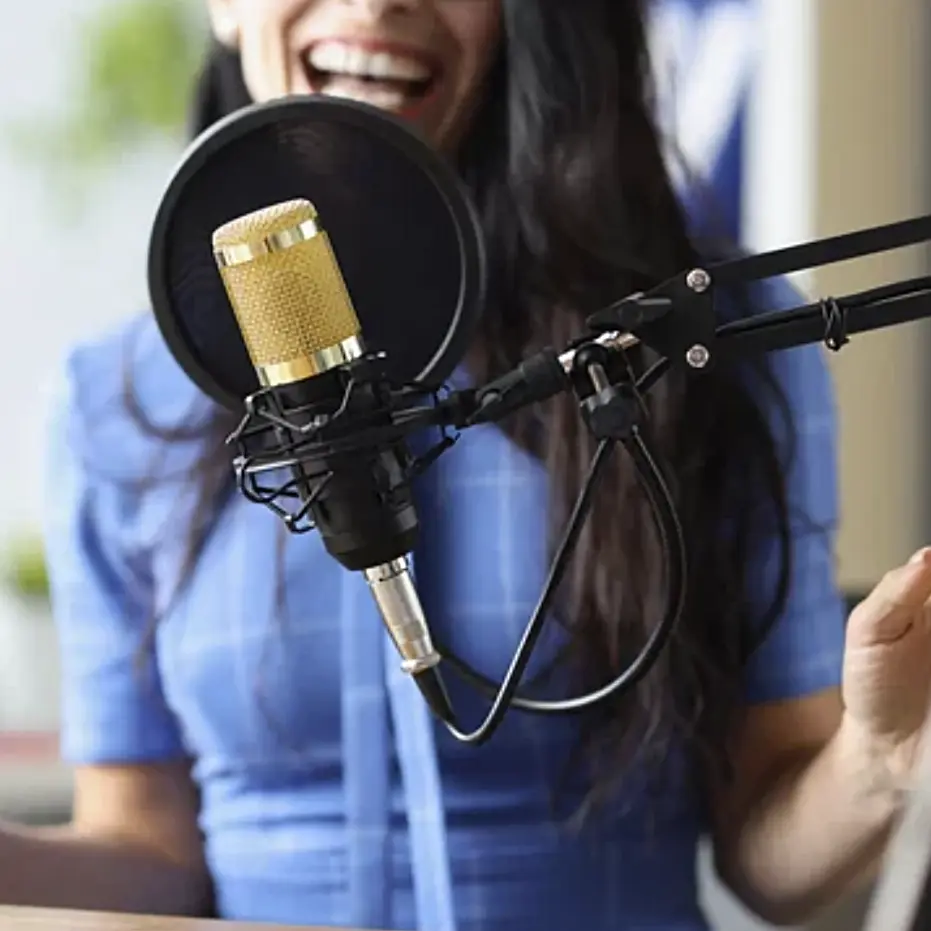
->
xmin=745 ymin=0 xmax=931 ymax=591
xmin=814 ymin=0 xmax=931 ymax=591
xmin=0 ymin=0 xmax=179 ymax=729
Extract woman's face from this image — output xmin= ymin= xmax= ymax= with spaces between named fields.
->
xmin=205 ymin=0 xmax=502 ymax=152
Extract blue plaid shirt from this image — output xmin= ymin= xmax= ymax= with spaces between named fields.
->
xmin=43 ymin=278 xmax=845 ymax=931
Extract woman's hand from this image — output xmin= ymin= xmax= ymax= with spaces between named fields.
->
xmin=842 ymin=547 xmax=931 ymax=788
xmin=708 ymin=548 xmax=931 ymax=924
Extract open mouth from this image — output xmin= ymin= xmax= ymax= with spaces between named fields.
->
xmin=304 ymin=41 xmax=439 ymax=113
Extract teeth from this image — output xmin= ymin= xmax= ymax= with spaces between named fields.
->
xmin=308 ymin=41 xmax=432 ymax=82
xmin=322 ymin=81 xmax=409 ymax=111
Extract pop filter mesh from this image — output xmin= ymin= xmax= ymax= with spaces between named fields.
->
xmin=149 ymin=99 xmax=483 ymax=408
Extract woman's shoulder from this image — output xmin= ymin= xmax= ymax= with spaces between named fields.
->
xmin=53 ymin=312 xmax=214 ymax=479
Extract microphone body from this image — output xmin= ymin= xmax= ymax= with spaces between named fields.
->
xmin=212 ymin=199 xmax=452 ymax=721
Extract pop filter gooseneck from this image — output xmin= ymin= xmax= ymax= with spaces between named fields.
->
xmin=147 ymin=95 xmax=486 ymax=409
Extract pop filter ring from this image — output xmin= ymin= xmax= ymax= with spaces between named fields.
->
xmin=147 ymin=95 xmax=487 ymax=411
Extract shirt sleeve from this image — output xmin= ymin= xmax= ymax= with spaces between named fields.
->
xmin=740 ymin=279 xmax=848 ymax=705
xmin=42 ymin=346 xmax=188 ymax=764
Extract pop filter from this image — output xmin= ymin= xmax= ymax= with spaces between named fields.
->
xmin=147 ymin=95 xmax=486 ymax=410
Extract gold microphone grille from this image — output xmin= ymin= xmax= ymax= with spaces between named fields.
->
xmin=212 ymin=199 xmax=362 ymax=382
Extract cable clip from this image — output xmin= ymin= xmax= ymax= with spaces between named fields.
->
xmin=821 ymin=297 xmax=849 ymax=352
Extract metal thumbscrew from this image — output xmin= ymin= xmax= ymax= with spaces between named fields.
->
xmin=686 ymin=345 xmax=710 ymax=369
xmin=686 ymin=268 xmax=711 ymax=293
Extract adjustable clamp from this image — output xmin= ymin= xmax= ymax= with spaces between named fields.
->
xmin=585 ymin=267 xmax=719 ymax=372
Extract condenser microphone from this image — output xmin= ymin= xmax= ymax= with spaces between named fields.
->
xmin=148 ymin=96 xmax=484 ymax=731
xmin=211 ymin=197 xmax=453 ymax=723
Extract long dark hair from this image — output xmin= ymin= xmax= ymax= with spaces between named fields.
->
xmin=128 ymin=1 xmax=797 ymax=804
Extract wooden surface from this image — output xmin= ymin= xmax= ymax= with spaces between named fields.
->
xmin=0 ymin=907 xmax=348 ymax=931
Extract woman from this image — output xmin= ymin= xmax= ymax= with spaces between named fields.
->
xmin=17 ymin=1 xmax=931 ymax=929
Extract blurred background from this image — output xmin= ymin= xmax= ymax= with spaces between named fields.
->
xmin=0 ymin=0 xmax=927 ymax=929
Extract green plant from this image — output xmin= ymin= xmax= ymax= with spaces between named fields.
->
xmin=7 ymin=0 xmax=207 ymax=209
xmin=2 ymin=532 xmax=50 ymax=603
xmin=0 ymin=2 xmax=209 ymax=600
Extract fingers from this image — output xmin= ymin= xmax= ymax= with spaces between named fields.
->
xmin=847 ymin=547 xmax=931 ymax=647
